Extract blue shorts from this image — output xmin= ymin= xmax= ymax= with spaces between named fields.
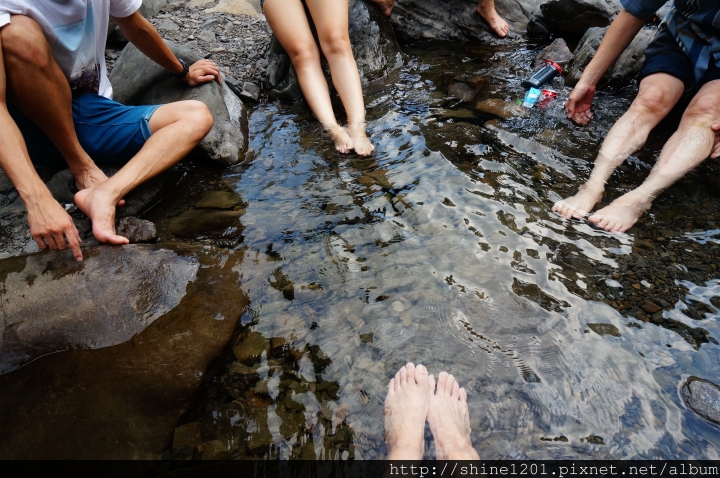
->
xmin=638 ymin=27 xmax=720 ymax=96
xmin=9 ymin=94 xmax=161 ymax=169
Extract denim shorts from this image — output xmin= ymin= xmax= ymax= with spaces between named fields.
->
xmin=638 ymin=27 xmax=720 ymax=96
xmin=9 ymin=94 xmax=161 ymax=169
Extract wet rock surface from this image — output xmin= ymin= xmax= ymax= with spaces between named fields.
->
xmin=0 ymin=244 xmax=248 ymax=459
xmin=390 ymin=0 xmax=541 ymax=42
xmin=682 ymin=377 xmax=720 ymax=425
xmin=264 ymin=0 xmax=403 ymax=101
xmin=539 ymin=0 xmax=621 ymax=36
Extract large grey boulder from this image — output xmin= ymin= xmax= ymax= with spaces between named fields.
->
xmin=539 ymin=0 xmax=622 ymax=36
xmin=110 ymin=42 xmax=249 ymax=166
xmin=264 ymin=0 xmax=403 ymax=101
xmin=389 ymin=0 xmax=541 ymax=43
xmin=0 ymin=244 xmax=249 ymax=459
xmin=565 ymin=26 xmax=655 ymax=88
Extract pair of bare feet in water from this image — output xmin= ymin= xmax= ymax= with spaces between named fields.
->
xmin=552 ymin=180 xmax=653 ymax=234
xmin=327 ymin=123 xmax=375 ymax=156
xmin=384 ymin=363 xmax=480 ymax=460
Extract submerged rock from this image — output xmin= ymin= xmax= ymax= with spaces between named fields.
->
xmin=682 ymin=377 xmax=720 ymax=425
xmin=539 ymin=0 xmax=621 ymax=36
xmin=264 ymin=0 xmax=403 ymax=101
xmin=0 ymin=244 xmax=248 ymax=459
xmin=475 ymin=99 xmax=528 ymax=119
xmin=168 ymin=208 xmax=245 ymax=238
xmin=448 ymin=75 xmax=485 ymax=103
xmin=587 ymin=323 xmax=621 ymax=337
xmin=565 ymin=27 xmax=655 ymax=88
xmin=195 ymin=190 xmax=244 ymax=209
xmin=110 ymin=42 xmax=249 ymax=166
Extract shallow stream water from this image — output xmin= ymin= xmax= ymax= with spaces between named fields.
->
xmin=183 ymin=42 xmax=720 ymax=460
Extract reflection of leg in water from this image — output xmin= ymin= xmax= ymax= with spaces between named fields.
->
xmin=384 ymin=363 xmax=430 ymax=460
xmin=428 ymin=372 xmax=480 ymax=460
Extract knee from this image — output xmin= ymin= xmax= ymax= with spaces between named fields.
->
xmin=286 ymin=43 xmax=320 ymax=67
xmin=0 ymin=16 xmax=53 ymax=70
xmin=682 ymin=100 xmax=719 ymax=127
xmin=319 ymin=31 xmax=352 ymax=58
xmin=632 ymin=86 xmax=674 ymax=118
xmin=185 ymin=100 xmax=214 ymax=140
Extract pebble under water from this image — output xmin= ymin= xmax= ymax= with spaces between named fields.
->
xmin=181 ymin=42 xmax=720 ymax=460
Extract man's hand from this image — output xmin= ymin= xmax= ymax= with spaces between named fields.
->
xmin=710 ymin=122 xmax=720 ymax=158
xmin=26 ymin=195 xmax=83 ymax=261
xmin=565 ymin=81 xmax=596 ymax=125
xmin=184 ymin=59 xmax=222 ymax=86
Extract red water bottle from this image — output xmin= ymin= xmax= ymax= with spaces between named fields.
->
xmin=522 ymin=60 xmax=563 ymax=89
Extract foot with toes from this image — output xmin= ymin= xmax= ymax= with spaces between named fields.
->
xmin=348 ymin=122 xmax=375 ymax=156
xmin=477 ymin=0 xmax=509 ymax=38
xmin=588 ymin=189 xmax=653 ymax=233
xmin=552 ymin=181 xmax=605 ymax=220
xmin=384 ymin=364 xmax=479 ymax=460
xmin=326 ymin=124 xmax=355 ymax=154
xmin=74 ymin=186 xmax=130 ymax=245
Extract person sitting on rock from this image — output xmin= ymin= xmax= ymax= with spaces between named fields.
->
xmin=262 ymin=0 xmax=375 ymax=156
xmin=0 ymin=0 xmax=220 ymax=262
xmin=384 ymin=363 xmax=480 ymax=460
xmin=553 ymin=0 xmax=720 ymax=233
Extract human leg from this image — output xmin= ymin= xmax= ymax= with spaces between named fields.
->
xmin=553 ymin=73 xmax=684 ymax=220
xmin=74 ymin=100 xmax=213 ymax=243
xmin=264 ymin=0 xmax=353 ymax=153
xmin=427 ymin=372 xmax=479 ymax=461
xmin=0 ymin=15 xmax=109 ymax=190
xmin=590 ymin=79 xmax=720 ymax=232
xmin=384 ymin=363 xmax=431 ymax=460
xmin=306 ymin=0 xmax=375 ymax=156
xmin=477 ymin=0 xmax=509 ymax=38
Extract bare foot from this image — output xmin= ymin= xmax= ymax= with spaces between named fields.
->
xmin=74 ymin=187 xmax=130 ymax=245
xmin=428 ymin=372 xmax=480 ymax=461
xmin=370 ymin=0 xmax=394 ymax=16
xmin=588 ymin=189 xmax=653 ymax=233
xmin=72 ymin=165 xmax=126 ymax=206
xmin=552 ymin=180 xmax=605 ymax=220
xmin=326 ymin=124 xmax=354 ymax=154
xmin=384 ymin=363 xmax=431 ymax=460
xmin=477 ymin=1 xmax=509 ymax=38
xmin=348 ymin=122 xmax=375 ymax=156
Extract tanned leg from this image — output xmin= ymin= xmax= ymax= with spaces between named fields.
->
xmin=264 ymin=0 xmax=353 ymax=153
xmin=1 ymin=15 xmax=110 ymax=191
xmin=553 ymin=73 xmax=684 ymax=220
xmin=306 ymin=0 xmax=375 ymax=156
xmin=590 ymin=79 xmax=720 ymax=232
xmin=477 ymin=0 xmax=509 ymax=38
xmin=74 ymin=100 xmax=213 ymax=243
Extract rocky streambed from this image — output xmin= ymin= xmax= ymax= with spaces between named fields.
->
xmin=2 ymin=0 xmax=720 ymax=461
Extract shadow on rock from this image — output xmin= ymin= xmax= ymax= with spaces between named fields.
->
xmin=0 ymin=244 xmax=249 ymax=459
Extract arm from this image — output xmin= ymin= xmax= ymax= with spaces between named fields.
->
xmin=566 ymin=10 xmax=647 ymax=124
xmin=0 ymin=36 xmax=82 ymax=260
xmin=114 ymin=12 xmax=221 ymax=85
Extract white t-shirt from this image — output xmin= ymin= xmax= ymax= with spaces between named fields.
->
xmin=0 ymin=0 xmax=141 ymax=99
